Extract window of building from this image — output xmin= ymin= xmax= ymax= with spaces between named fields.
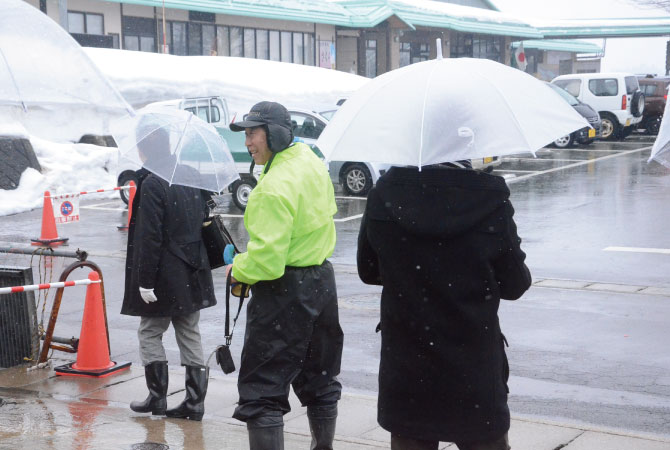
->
xmin=188 ymin=22 xmax=202 ymax=56
xmin=304 ymin=34 xmax=315 ymax=66
xmin=281 ymin=31 xmax=292 ymax=62
xmin=269 ymin=30 xmax=280 ymax=61
xmin=202 ymin=24 xmax=216 ymax=55
xmin=123 ymin=16 xmax=155 ymax=53
xmin=293 ymin=32 xmax=304 ymax=64
xmin=244 ymin=28 xmax=256 ymax=58
xmin=366 ymin=39 xmax=377 ymax=78
xmin=68 ymin=11 xmax=103 ymax=35
xmin=216 ymin=26 xmax=230 ymax=56
xmin=231 ymin=27 xmax=243 ymax=57
xmin=256 ymin=30 xmax=269 ymax=60
xmin=410 ymin=43 xmax=429 ymax=64
xmin=110 ymin=33 xmax=120 ymax=49
xmin=399 ymin=42 xmax=411 ymax=67
xmin=452 ymin=33 xmax=503 ymax=62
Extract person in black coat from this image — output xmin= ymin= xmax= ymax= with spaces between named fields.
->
xmin=357 ymin=162 xmax=531 ymax=450
xmin=121 ymin=123 xmax=217 ymax=421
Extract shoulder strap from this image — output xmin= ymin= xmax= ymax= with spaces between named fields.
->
xmin=225 ymin=270 xmax=247 ymax=345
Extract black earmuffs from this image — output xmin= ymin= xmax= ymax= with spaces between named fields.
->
xmin=265 ymin=123 xmax=294 ymax=153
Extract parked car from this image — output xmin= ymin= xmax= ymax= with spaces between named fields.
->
xmin=551 ymin=73 xmax=644 ymax=141
xmin=288 ymin=108 xmax=391 ymax=196
xmin=546 ymin=82 xmax=601 ymax=148
xmin=637 ymin=75 xmax=670 ymax=135
xmin=115 ymin=96 xmax=250 ymax=206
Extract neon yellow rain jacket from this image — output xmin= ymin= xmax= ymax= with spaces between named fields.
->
xmin=231 ymin=142 xmax=337 ymax=285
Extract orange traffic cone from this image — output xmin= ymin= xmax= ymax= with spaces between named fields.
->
xmin=118 ymin=181 xmax=136 ymax=231
xmin=31 ymin=191 xmax=68 ymax=246
xmin=55 ymin=271 xmax=131 ymax=377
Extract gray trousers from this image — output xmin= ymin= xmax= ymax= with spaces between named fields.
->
xmin=138 ymin=311 xmax=204 ymax=367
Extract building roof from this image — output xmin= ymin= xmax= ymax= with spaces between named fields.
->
xmin=102 ymin=0 xmax=541 ymax=36
xmin=512 ymin=39 xmax=603 ymax=54
xmin=102 ymin=0 xmax=670 ymax=40
xmin=532 ymin=17 xmax=670 ymax=39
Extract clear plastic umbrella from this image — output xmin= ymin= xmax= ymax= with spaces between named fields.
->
xmin=112 ymin=107 xmax=239 ymax=193
xmin=316 ymin=57 xmax=591 ymax=168
xmin=0 ymin=0 xmax=132 ymax=113
xmin=648 ymin=90 xmax=670 ymax=168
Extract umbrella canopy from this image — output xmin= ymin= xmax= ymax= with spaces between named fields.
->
xmin=316 ymin=58 xmax=590 ymax=168
xmin=648 ymin=93 xmax=670 ymax=168
xmin=0 ymin=0 xmax=132 ymax=114
xmin=113 ymin=107 xmax=239 ymax=193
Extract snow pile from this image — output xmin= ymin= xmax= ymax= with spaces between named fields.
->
xmin=0 ymin=138 xmax=118 ymax=216
xmin=2 ymin=49 xmax=368 ymax=216
xmin=84 ymin=48 xmax=368 ymax=114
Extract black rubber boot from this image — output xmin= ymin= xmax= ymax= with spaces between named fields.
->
xmin=166 ymin=365 xmax=208 ymax=421
xmin=307 ymin=404 xmax=337 ymax=450
xmin=130 ymin=361 xmax=168 ymax=415
xmin=247 ymin=411 xmax=284 ymax=450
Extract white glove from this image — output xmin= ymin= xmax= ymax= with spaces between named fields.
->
xmin=139 ymin=287 xmax=158 ymax=304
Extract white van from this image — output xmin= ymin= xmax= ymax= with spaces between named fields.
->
xmin=551 ymin=73 xmax=644 ymax=140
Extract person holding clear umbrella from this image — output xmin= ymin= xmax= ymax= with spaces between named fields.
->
xmin=357 ymin=159 xmax=531 ymax=449
xmin=118 ymin=110 xmax=237 ymax=422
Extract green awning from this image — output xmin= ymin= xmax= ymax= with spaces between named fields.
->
xmin=535 ymin=17 xmax=670 ymax=39
xmin=512 ymin=39 xmax=603 ymax=54
xmin=102 ymin=0 xmax=541 ymax=36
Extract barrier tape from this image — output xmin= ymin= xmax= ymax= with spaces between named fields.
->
xmin=0 ymin=278 xmax=101 ymax=295
xmin=46 ymin=186 xmax=130 ymax=199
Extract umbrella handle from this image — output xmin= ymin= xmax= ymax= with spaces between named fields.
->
xmin=458 ymin=127 xmax=475 ymax=148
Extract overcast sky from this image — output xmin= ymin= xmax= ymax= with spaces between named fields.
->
xmin=490 ymin=0 xmax=670 ymax=75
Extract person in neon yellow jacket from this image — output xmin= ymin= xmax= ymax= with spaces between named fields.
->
xmin=225 ymin=101 xmax=343 ymax=450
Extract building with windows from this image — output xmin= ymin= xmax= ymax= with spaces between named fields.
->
xmin=24 ymin=0 xmax=670 ymax=78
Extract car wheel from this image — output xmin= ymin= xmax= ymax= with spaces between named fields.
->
xmin=631 ymin=91 xmax=645 ymax=118
xmin=553 ymin=134 xmax=573 ymax=148
xmin=231 ymin=177 xmax=257 ymax=210
xmin=118 ymin=171 xmax=138 ymax=205
xmin=599 ymin=113 xmax=620 ymax=141
xmin=646 ymin=115 xmax=662 ymax=135
xmin=341 ymin=163 xmax=372 ymax=196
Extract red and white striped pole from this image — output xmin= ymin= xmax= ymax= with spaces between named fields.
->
xmin=45 ymin=186 xmax=130 ymax=198
xmin=0 ymin=278 xmax=101 ymax=295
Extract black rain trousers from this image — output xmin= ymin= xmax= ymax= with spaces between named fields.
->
xmin=233 ymin=261 xmax=343 ymax=422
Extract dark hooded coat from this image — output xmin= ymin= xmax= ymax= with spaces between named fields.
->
xmin=357 ymin=166 xmax=531 ymax=444
xmin=121 ymin=168 xmax=216 ymax=317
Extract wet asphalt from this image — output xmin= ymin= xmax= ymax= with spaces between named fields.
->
xmin=1 ymin=134 xmax=669 ymax=440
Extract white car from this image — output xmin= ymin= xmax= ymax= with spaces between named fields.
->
xmin=552 ymin=73 xmax=644 ymax=140
xmin=288 ymin=108 xmax=391 ymax=196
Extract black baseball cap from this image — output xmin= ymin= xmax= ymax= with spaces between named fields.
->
xmin=230 ymin=101 xmax=292 ymax=132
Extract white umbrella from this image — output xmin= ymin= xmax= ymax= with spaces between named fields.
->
xmin=0 ymin=0 xmax=132 ymax=114
xmin=648 ymin=90 xmax=670 ymax=168
xmin=112 ymin=107 xmax=239 ymax=193
xmin=316 ymin=57 xmax=590 ymax=168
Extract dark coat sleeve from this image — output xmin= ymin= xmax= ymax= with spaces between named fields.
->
xmin=492 ymin=200 xmax=532 ymax=300
xmin=357 ymin=207 xmax=383 ymax=286
xmin=137 ymin=176 xmax=166 ymax=289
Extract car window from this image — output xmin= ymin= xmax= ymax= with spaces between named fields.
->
xmin=210 ymin=105 xmax=220 ymax=123
xmin=553 ymin=79 xmax=581 ymax=97
xmin=547 ymin=83 xmax=579 ymax=106
xmin=640 ymin=84 xmax=657 ymax=96
xmin=588 ymin=78 xmax=618 ymax=97
xmin=624 ymin=76 xmax=639 ymax=95
xmin=319 ymin=109 xmax=337 ymax=121
xmin=290 ymin=112 xmax=326 ymax=139
xmin=184 ymin=106 xmax=210 ymax=123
